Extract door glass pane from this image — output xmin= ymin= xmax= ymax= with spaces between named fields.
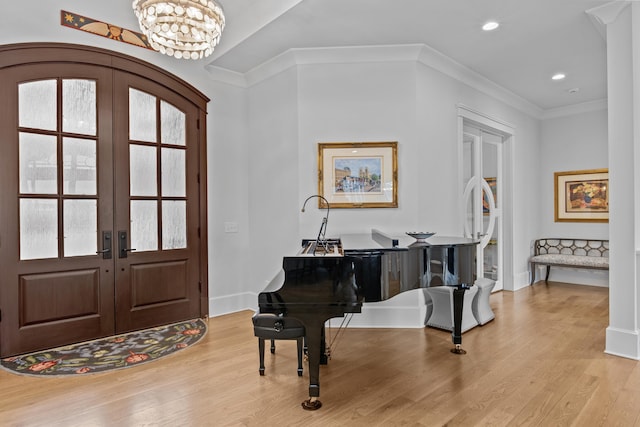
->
xmin=63 ymin=137 xmax=97 ymax=195
xmin=481 ymin=132 xmax=501 ymax=281
xmin=482 ymin=139 xmax=499 ymax=209
xmin=63 ymin=79 xmax=97 ymax=136
xmin=131 ymin=200 xmax=158 ymax=251
xmin=64 ymin=199 xmax=97 ymax=257
xmin=129 ymin=88 xmax=157 ymax=142
xmin=484 ymin=224 xmax=499 ymax=280
xmin=130 ymin=144 xmax=157 ymax=196
xmin=162 ymin=201 xmax=186 ymax=250
xmin=19 ymin=132 xmax=57 ymax=194
xmin=161 ymin=101 xmax=185 ymax=146
xmin=18 ymin=80 xmax=57 ymax=131
xmin=161 ymin=148 xmax=186 ymax=197
xmin=20 ymin=199 xmax=58 ymax=260
xmin=462 ymin=135 xmax=477 ymax=238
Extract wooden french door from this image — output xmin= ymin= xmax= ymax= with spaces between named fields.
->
xmin=0 ymin=44 xmax=208 ymax=357
xmin=113 ymin=71 xmax=202 ymax=332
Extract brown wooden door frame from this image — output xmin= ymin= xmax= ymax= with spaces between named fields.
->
xmin=0 ymin=43 xmax=209 ymax=357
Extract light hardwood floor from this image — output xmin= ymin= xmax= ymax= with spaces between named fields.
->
xmin=1 ymin=281 xmax=639 ymax=427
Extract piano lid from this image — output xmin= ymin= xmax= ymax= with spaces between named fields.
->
xmin=340 ymin=229 xmax=478 ymax=252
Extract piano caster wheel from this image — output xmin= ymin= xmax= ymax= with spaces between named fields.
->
xmin=450 ymin=344 xmax=466 ymax=355
xmin=302 ymin=397 xmax=322 ymax=410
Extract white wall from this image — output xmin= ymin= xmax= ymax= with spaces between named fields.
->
xmin=539 ymin=109 xmax=609 ymax=286
xmin=206 ymin=80 xmax=251 ymax=314
xmin=298 ymin=61 xmax=427 ymax=326
xmin=298 ymin=61 xmax=417 ymax=236
xmin=246 ymin=68 xmax=301 ymax=300
xmin=237 ymin=51 xmax=542 ymax=326
xmin=2 ymin=1 xmax=607 ymax=326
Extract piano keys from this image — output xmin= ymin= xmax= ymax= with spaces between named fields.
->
xmin=257 ymin=229 xmax=478 ymax=410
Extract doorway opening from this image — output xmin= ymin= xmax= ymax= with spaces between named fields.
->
xmin=458 ymin=105 xmax=515 ymax=291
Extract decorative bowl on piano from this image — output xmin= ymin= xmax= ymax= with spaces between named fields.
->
xmin=406 ymin=232 xmax=436 ymax=242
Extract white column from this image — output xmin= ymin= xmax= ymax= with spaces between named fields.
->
xmin=589 ymin=1 xmax=640 ymax=359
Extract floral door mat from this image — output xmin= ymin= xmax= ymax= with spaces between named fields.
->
xmin=1 ymin=318 xmax=207 ymax=376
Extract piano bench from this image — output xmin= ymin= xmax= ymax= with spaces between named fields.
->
xmin=252 ymin=313 xmax=306 ymax=377
xmin=424 ymin=285 xmax=479 ymax=333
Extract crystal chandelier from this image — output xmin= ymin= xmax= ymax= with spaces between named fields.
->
xmin=132 ymin=0 xmax=225 ymax=60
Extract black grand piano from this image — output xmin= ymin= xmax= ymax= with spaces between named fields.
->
xmin=258 ymin=229 xmax=478 ymax=410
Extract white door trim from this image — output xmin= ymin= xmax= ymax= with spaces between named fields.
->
xmin=457 ymin=104 xmax=516 ymax=291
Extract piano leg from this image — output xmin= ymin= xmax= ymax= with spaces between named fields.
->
xmin=320 ymin=326 xmax=329 ymax=365
xmin=450 ymin=284 xmax=468 ymax=355
xmin=301 ymin=318 xmax=325 ymax=410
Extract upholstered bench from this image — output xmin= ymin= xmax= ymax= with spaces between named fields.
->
xmin=529 ymin=238 xmax=609 ymax=285
xmin=252 ymin=312 xmax=305 ymax=376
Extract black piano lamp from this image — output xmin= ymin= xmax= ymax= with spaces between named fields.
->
xmin=301 ymin=194 xmax=331 ymax=254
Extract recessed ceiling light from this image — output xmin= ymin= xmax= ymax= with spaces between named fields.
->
xmin=482 ymin=21 xmax=500 ymax=31
xmin=552 ymin=73 xmax=566 ymax=81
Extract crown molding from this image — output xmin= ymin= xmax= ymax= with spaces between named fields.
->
xmin=414 ymin=44 xmax=543 ymax=119
xmin=204 ymin=44 xmax=424 ymax=87
xmin=541 ymin=98 xmax=608 ymax=120
xmin=205 ymin=65 xmax=247 ymax=87
xmin=205 ymin=43 xmax=610 ymax=120
xmin=244 ymin=44 xmax=424 ymax=87
xmin=586 ymin=1 xmax=631 ymax=40
xmin=586 ymin=1 xmax=630 ymax=28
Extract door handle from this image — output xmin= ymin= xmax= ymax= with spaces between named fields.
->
xmin=118 ymin=231 xmax=137 ymax=258
xmin=96 ymin=231 xmax=112 ymax=259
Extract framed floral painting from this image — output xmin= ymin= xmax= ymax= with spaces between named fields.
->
xmin=554 ymin=168 xmax=608 ymax=222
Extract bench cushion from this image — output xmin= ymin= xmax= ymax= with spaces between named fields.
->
xmin=252 ymin=313 xmax=305 ymax=339
xmin=530 ymin=254 xmax=609 ymax=269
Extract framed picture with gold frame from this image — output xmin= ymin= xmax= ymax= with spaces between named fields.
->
xmin=318 ymin=141 xmax=398 ymax=208
xmin=554 ymin=168 xmax=609 ymax=222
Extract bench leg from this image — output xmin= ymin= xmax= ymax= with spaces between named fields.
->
xmin=545 ymin=266 xmax=550 ymax=282
xmin=258 ymin=338 xmax=265 ymax=375
xmin=296 ymin=337 xmax=304 ymax=376
xmin=530 ymin=263 xmax=535 ymax=285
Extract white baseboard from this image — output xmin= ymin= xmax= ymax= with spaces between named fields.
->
xmin=211 ymin=290 xmax=428 ymax=328
xmin=328 ymin=303 xmax=426 ymax=328
xmin=209 ymin=292 xmax=256 ymax=317
xmin=605 ymin=326 xmax=640 ymax=360
xmin=529 ymin=265 xmax=609 ymax=287
xmin=513 ymin=271 xmax=531 ymax=291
